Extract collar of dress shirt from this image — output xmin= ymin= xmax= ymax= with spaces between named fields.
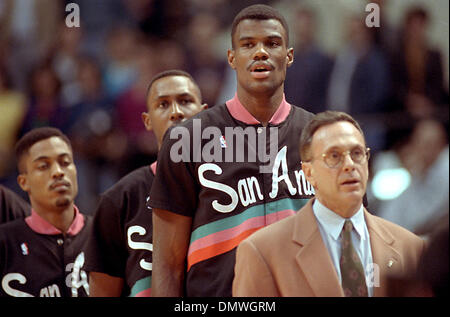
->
xmin=150 ymin=160 xmax=157 ymax=175
xmin=25 ymin=205 xmax=84 ymax=236
xmin=313 ymin=199 xmax=366 ymax=241
xmin=225 ymin=93 xmax=291 ymax=125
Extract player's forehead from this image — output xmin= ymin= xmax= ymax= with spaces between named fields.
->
xmin=234 ymin=19 xmax=287 ymax=43
xmin=150 ymin=75 xmax=198 ymax=100
xmin=27 ymin=137 xmax=72 ymax=160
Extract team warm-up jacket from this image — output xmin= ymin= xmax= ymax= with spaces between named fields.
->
xmin=0 ymin=185 xmax=30 ymax=224
xmin=84 ymin=163 xmax=156 ymax=297
xmin=0 ymin=206 xmax=91 ymax=297
xmin=149 ymin=94 xmax=315 ymax=296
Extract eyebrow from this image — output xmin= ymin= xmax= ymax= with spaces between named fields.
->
xmin=238 ymin=35 xmax=283 ymax=42
xmin=156 ymin=92 xmax=195 ymax=99
xmin=324 ymin=144 xmax=365 ymax=152
xmin=32 ymin=153 xmax=71 ymax=162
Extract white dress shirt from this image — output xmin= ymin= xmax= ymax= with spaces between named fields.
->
xmin=313 ymin=199 xmax=374 ymax=296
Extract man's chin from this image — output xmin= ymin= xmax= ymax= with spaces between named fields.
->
xmin=55 ymin=197 xmax=72 ymax=208
xmin=342 ymin=191 xmax=365 ymax=205
xmin=244 ymin=80 xmax=280 ymax=94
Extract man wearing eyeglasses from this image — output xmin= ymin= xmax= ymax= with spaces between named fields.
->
xmin=233 ymin=111 xmax=425 ymax=297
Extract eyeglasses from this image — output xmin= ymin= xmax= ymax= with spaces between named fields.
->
xmin=309 ymin=147 xmax=370 ymax=168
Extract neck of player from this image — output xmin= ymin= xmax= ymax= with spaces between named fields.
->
xmin=236 ymin=86 xmax=284 ymax=127
xmin=32 ymin=201 xmax=76 ymax=235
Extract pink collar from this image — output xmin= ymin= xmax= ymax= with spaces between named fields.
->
xmin=150 ymin=161 xmax=157 ymax=175
xmin=25 ymin=205 xmax=85 ymax=236
xmin=225 ymin=93 xmax=291 ymax=125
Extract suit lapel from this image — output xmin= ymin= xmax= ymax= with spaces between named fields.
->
xmin=365 ymin=211 xmax=403 ymax=297
xmin=293 ymin=200 xmax=344 ymax=297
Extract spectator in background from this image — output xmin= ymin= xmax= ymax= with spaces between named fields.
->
xmin=120 ymin=0 xmax=165 ymax=38
xmin=0 ymin=0 xmax=62 ymax=90
xmin=68 ymin=0 xmax=133 ymax=60
xmin=0 ymin=64 xmax=28 ymax=179
xmin=185 ymin=0 xmax=273 ymax=29
xmin=115 ymin=43 xmax=159 ymax=175
xmin=102 ymin=26 xmax=139 ymax=100
xmin=20 ymin=63 xmax=68 ymax=136
xmin=50 ymin=22 xmax=85 ymax=108
xmin=369 ymin=0 xmax=398 ymax=57
xmin=326 ymin=13 xmax=390 ymax=153
xmin=184 ymin=12 xmax=228 ymax=106
xmin=67 ymin=57 xmax=114 ymax=137
xmin=284 ymin=6 xmax=333 ymax=114
xmin=66 ymin=56 xmax=117 ymax=214
xmin=388 ymin=6 xmax=447 ymax=149
xmin=159 ymin=0 xmax=191 ymax=39
xmin=393 ymin=6 xmax=446 ymax=117
xmin=153 ymin=39 xmax=187 ymax=72
xmin=185 ymin=0 xmax=230 ymax=28
xmin=376 ymin=119 xmax=449 ymax=236
xmin=122 ymin=0 xmax=188 ymax=40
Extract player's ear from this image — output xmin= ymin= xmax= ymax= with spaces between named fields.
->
xmin=287 ymin=47 xmax=294 ymax=68
xmin=17 ymin=173 xmax=30 ymax=193
xmin=227 ymin=49 xmax=236 ymax=69
xmin=142 ymin=112 xmax=152 ymax=131
xmin=301 ymin=161 xmax=316 ymax=188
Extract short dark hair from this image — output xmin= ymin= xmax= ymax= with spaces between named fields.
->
xmin=231 ymin=4 xmax=290 ymax=48
xmin=146 ymin=69 xmax=201 ymax=100
xmin=299 ymin=111 xmax=365 ymax=162
xmin=15 ymin=127 xmax=72 ymax=173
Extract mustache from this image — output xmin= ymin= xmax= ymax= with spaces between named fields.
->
xmin=247 ymin=61 xmax=274 ymax=71
xmin=50 ymin=180 xmax=71 ymax=189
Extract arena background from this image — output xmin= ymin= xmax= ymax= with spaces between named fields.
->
xmin=0 ymin=0 xmax=448 ymax=237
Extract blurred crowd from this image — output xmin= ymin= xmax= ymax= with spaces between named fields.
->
xmin=0 ymin=0 xmax=448 ymax=236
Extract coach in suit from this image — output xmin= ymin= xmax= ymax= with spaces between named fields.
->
xmin=233 ymin=111 xmax=425 ymax=297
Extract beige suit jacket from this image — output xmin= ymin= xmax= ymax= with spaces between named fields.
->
xmin=233 ymin=199 xmax=425 ymax=297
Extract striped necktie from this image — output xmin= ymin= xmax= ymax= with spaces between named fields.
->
xmin=340 ymin=220 xmax=368 ymax=297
